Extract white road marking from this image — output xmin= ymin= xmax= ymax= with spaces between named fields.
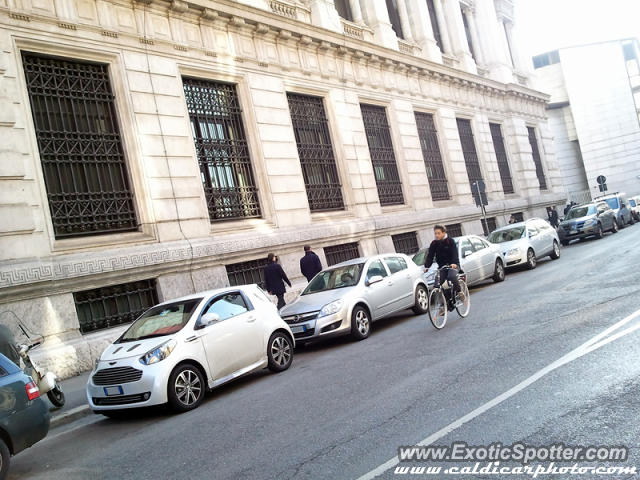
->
xmin=356 ymin=306 xmax=640 ymax=480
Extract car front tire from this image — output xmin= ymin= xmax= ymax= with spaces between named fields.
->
xmin=611 ymin=219 xmax=619 ymax=233
xmin=526 ymin=248 xmax=537 ymax=269
xmin=350 ymin=306 xmax=371 ymax=341
xmin=594 ymin=223 xmax=604 ymax=239
xmin=0 ymin=438 xmax=9 ymax=480
xmin=412 ymin=285 xmax=429 ymax=314
xmin=167 ymin=363 xmax=205 ymax=412
xmin=492 ymin=258 xmax=505 ymax=282
xmin=267 ymin=332 xmax=293 ymax=372
xmin=550 ymin=241 xmax=561 ymax=260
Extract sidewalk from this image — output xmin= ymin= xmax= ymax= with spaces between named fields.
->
xmin=48 ymin=371 xmax=92 ymax=428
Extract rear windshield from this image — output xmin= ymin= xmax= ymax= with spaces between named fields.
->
xmin=604 ymin=198 xmax=619 ymax=210
xmin=566 ymin=206 xmax=596 ymax=219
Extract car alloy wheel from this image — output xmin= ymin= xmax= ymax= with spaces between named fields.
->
xmin=351 ymin=306 xmax=371 ymax=341
xmin=550 ymin=241 xmax=561 ymax=260
xmin=268 ymin=332 xmax=293 ymax=372
xmin=612 ymin=220 xmax=618 ymax=233
xmin=175 ymin=369 xmax=202 ymax=407
xmin=526 ymin=249 xmax=537 ymax=269
xmin=493 ymin=259 xmax=505 ymax=282
xmin=412 ymin=285 xmax=429 ymax=314
xmin=270 ymin=336 xmax=291 ymax=368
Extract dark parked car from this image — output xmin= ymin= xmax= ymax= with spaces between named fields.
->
xmin=0 ymin=353 xmax=50 ymax=480
xmin=558 ymin=202 xmax=617 ymax=245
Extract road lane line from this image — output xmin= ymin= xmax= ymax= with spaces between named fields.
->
xmin=355 ymin=306 xmax=640 ymax=480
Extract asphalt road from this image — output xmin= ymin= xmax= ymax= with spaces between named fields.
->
xmin=10 ymin=224 xmax=640 ymax=480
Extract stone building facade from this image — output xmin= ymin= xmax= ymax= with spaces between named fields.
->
xmin=534 ymin=38 xmax=640 ymax=204
xmin=0 ymin=0 xmax=564 ymax=378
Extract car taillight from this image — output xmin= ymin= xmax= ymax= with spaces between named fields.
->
xmin=25 ymin=379 xmax=40 ymax=400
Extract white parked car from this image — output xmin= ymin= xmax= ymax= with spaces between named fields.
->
xmin=487 ymin=218 xmax=560 ymax=269
xmin=411 ymin=235 xmax=506 ymax=287
xmin=86 ymin=285 xmax=294 ymax=416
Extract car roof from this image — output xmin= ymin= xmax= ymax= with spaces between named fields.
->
xmin=157 ymin=285 xmax=256 ymax=306
xmin=332 ymin=253 xmax=409 ymax=268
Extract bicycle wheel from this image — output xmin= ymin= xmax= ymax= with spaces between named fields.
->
xmin=455 ymin=280 xmax=471 ymax=318
xmin=428 ymin=288 xmax=447 ymax=330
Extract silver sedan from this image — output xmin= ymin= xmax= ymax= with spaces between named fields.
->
xmin=279 ymin=254 xmax=430 ymax=343
xmin=412 ymin=235 xmax=506 ymax=287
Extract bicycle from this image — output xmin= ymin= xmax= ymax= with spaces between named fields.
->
xmin=427 ymin=265 xmax=471 ymax=330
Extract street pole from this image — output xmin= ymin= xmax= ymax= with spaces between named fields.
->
xmin=475 ymin=181 xmax=489 ymax=235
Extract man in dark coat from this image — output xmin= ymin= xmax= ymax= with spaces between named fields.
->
xmin=264 ymin=253 xmax=291 ymax=310
xmin=299 ymin=245 xmax=323 ymax=282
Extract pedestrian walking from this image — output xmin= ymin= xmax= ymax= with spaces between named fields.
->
xmin=300 ymin=245 xmax=323 ymax=282
xmin=547 ymin=207 xmax=559 ymax=229
xmin=264 ymin=253 xmax=291 ymax=310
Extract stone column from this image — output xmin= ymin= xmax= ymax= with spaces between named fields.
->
xmin=349 ymin=0 xmax=364 ymax=23
xmin=442 ymin=0 xmax=475 ymax=72
xmin=307 ymin=0 xmax=343 ymax=33
xmin=359 ymin=0 xmax=398 ymax=49
xmin=396 ymin=0 xmax=414 ymax=42
xmin=473 ymin=0 xmax=513 ymax=82
xmin=433 ymin=0 xmax=453 ymax=55
xmin=405 ymin=0 xmax=442 ymax=61
xmin=462 ymin=5 xmax=485 ymax=67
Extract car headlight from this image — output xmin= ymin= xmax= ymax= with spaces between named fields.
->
xmin=94 ymin=358 xmax=100 ymax=370
xmin=585 ymin=218 xmax=597 ymax=226
xmin=506 ymin=248 xmax=520 ymax=256
xmin=139 ymin=339 xmax=177 ymax=365
xmin=319 ymin=299 xmax=344 ymax=317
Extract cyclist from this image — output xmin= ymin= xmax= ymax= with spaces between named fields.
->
xmin=423 ymin=225 xmax=463 ymax=303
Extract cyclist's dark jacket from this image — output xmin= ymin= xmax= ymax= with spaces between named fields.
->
xmin=424 ymin=236 xmax=460 ymax=269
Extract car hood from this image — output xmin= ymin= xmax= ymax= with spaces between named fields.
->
xmin=560 ymin=215 xmax=595 ymax=225
xmin=281 ymin=288 xmax=355 ymax=315
xmin=495 ymin=238 xmax=527 ymax=254
xmin=99 ymin=335 xmax=175 ymax=362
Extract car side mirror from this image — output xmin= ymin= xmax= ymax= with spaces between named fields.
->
xmin=529 ymin=231 xmax=538 ymax=237
xmin=366 ymin=275 xmax=384 ymax=286
xmin=197 ymin=312 xmax=220 ymax=329
xmin=462 ymin=249 xmax=473 ymax=258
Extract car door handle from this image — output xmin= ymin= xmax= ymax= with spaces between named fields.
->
xmin=247 ymin=315 xmax=257 ymax=323
xmin=387 ymin=281 xmax=393 ymax=286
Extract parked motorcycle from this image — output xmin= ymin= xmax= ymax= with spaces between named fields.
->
xmin=16 ymin=323 xmax=65 ymax=408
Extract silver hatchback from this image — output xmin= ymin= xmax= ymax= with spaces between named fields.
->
xmin=279 ymin=254 xmax=430 ymax=343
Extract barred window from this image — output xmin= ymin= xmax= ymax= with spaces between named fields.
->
xmin=183 ymin=78 xmax=261 ymax=221
xmin=445 ymin=223 xmax=463 ymax=237
xmin=527 ymin=127 xmax=548 ymax=190
xmin=456 ymin=118 xmax=484 ymax=188
xmin=392 ymin=231 xmax=419 ymax=255
xmin=482 ymin=217 xmax=497 ymax=236
xmin=489 ymin=123 xmax=514 ymax=194
xmin=74 ymin=280 xmax=158 ymax=334
xmin=324 ymin=243 xmax=360 ymax=266
xmin=287 ymin=93 xmax=344 ymax=212
xmin=512 ymin=212 xmax=524 ymax=222
xmin=226 ymin=258 xmax=270 ymax=289
xmin=361 ymin=104 xmax=404 ymax=206
xmin=22 ymin=53 xmax=137 ymax=239
xmin=415 ymin=112 xmax=449 ymax=201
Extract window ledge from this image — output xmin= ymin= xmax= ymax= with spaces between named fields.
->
xmin=381 ymin=204 xmax=411 ymax=214
xmin=209 ymin=217 xmax=275 ymax=235
xmin=51 ymin=228 xmax=157 ymax=255
xmin=310 ymin=209 xmax=354 ymax=222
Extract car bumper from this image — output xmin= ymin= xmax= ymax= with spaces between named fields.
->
xmin=503 ymin=250 xmax=527 ymax=267
xmin=285 ymin=310 xmax=351 ymax=342
xmin=8 ymin=397 xmax=50 ymax=454
xmin=559 ymin=225 xmax=598 ymax=241
xmin=86 ymin=359 xmax=173 ymax=411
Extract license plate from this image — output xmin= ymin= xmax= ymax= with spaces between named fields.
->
xmin=104 ymin=386 xmax=124 ymax=396
xmin=291 ymin=325 xmax=306 ymax=334
xmin=570 ymin=229 xmax=577 ymax=234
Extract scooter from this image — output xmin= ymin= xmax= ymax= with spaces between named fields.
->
xmin=16 ymin=323 xmax=65 ymax=408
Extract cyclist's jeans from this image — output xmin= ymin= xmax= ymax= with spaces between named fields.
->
xmin=437 ymin=268 xmax=460 ymax=294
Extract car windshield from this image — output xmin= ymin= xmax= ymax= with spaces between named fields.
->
xmin=604 ymin=198 xmax=619 ymax=210
xmin=119 ymin=298 xmax=202 ymax=342
xmin=566 ymin=206 xmax=596 ymax=219
xmin=302 ymin=264 xmax=364 ymax=295
xmin=488 ymin=227 xmax=525 ymax=243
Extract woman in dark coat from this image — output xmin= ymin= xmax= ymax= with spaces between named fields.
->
xmin=264 ymin=253 xmax=291 ymax=309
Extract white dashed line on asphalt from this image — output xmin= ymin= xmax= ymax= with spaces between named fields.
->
xmin=355 ymin=305 xmax=640 ymax=480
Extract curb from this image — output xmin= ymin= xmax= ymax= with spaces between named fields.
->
xmin=50 ymin=405 xmax=92 ymax=428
